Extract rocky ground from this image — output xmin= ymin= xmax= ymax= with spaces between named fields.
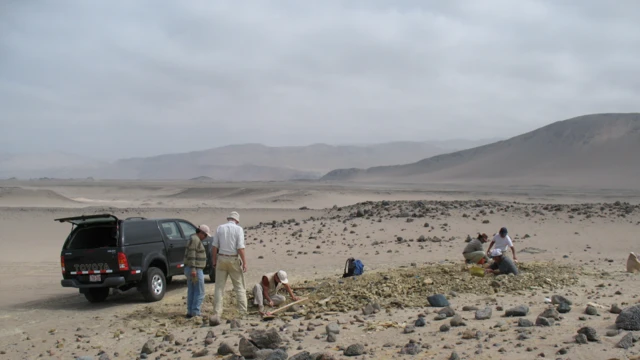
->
xmin=2 ymin=198 xmax=640 ymax=359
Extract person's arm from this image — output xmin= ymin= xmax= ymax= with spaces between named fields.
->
xmin=486 ymin=240 xmax=495 ymax=255
xmin=485 ymin=262 xmax=499 ymax=274
xmin=511 ymin=246 xmax=517 ymax=261
xmin=284 ymin=283 xmax=299 ymax=301
xmin=237 ymin=227 xmax=247 ymax=272
xmin=262 ymin=276 xmax=273 ymax=306
xmin=212 ymin=246 xmax=218 ymax=268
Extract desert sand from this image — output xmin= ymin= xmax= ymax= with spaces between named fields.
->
xmin=1 ymin=180 xmax=640 ymax=360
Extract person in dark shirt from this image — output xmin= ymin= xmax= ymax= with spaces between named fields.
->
xmin=486 ymin=249 xmax=519 ymax=276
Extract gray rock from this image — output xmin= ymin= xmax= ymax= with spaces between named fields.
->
xmin=475 ymin=307 xmax=492 ymax=320
xmin=76 ymin=357 xmax=94 ymax=360
xmin=403 ymin=325 xmax=415 ymax=334
xmin=551 ymin=295 xmax=572 ymax=305
xmin=616 ymin=305 xmax=640 ymax=330
xmin=141 ymin=340 xmax=156 ymax=354
xmin=263 ymin=349 xmax=288 ymax=360
xmin=434 ymin=313 xmax=448 ymax=321
xmin=415 ymin=317 xmax=426 ymax=327
xmin=250 ymin=328 xmax=283 ymax=349
xmin=362 ymin=304 xmax=374 ymax=316
xmin=254 ymin=350 xmax=274 ymax=360
xmin=606 ymin=330 xmax=621 ymax=337
xmin=209 ymin=315 xmax=221 ymax=326
xmin=449 ymin=351 xmax=460 ymax=360
xmin=610 ymin=304 xmax=623 ymax=314
xmin=309 ymin=353 xmax=336 ymax=360
xmin=440 ymin=324 xmax=451 ymax=332
xmin=518 ymin=318 xmax=534 ymax=327
xmin=289 ymin=351 xmax=313 ymax=360
xmin=327 ymin=333 xmax=337 ymax=343
xmin=450 ymin=315 xmax=466 ymax=327
xmin=557 ymin=302 xmax=571 ymax=314
xmin=326 ymin=323 xmax=340 ymax=335
xmin=225 ymin=356 xmax=245 ymax=360
xmin=535 ymin=317 xmax=554 ymax=327
xmin=617 ymin=333 xmax=635 ymax=349
xmin=344 ymin=344 xmax=365 ymax=357
xmin=575 ymin=334 xmax=588 ymax=344
xmin=239 ymin=336 xmax=259 ymax=359
xmin=400 ymin=341 xmax=422 ymax=355
xmin=98 ymin=354 xmax=110 ymax=360
xmin=438 ymin=307 xmax=456 ymax=318
xmin=539 ymin=308 xmax=561 ymax=321
xmin=427 ymin=294 xmax=449 ymax=308
xmin=577 ymin=327 xmax=599 ymax=342
xmin=505 ymin=306 xmax=529 ymax=317
xmin=219 ymin=342 xmax=235 ymax=356
xmin=585 ymin=305 xmax=598 ymax=316
xmin=230 ymin=319 xmax=242 ymax=329
xmin=192 ymin=348 xmax=209 ymax=358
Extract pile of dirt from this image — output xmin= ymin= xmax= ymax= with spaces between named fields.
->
xmin=298 ymin=262 xmax=581 ymax=313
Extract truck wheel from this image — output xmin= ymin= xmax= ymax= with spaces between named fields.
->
xmin=84 ymin=288 xmax=110 ymax=303
xmin=208 ymin=266 xmax=216 ymax=283
xmin=141 ymin=267 xmax=166 ymax=302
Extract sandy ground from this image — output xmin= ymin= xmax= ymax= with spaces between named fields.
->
xmin=1 ymin=180 xmax=640 ymax=360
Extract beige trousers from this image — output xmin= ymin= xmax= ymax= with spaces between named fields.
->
xmin=252 ymin=284 xmax=286 ymax=310
xmin=213 ymin=256 xmax=247 ymax=316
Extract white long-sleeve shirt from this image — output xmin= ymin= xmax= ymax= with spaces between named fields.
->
xmin=212 ymin=221 xmax=245 ymax=255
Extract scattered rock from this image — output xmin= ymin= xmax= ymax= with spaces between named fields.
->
xmin=326 ymin=323 xmax=340 ymax=335
xmin=518 ymin=318 xmax=534 ymax=327
xmin=449 ymin=351 xmax=460 ymax=360
xmin=475 ymin=307 xmax=492 ymax=320
xmin=606 ymin=330 xmax=621 ymax=337
xmin=617 ymin=333 xmax=635 ymax=349
xmin=344 ymin=344 xmax=365 ymax=357
xmin=610 ymin=304 xmax=623 ymax=314
xmin=536 ymin=317 xmax=554 ymax=327
xmin=575 ymin=334 xmax=588 ymax=344
xmin=403 ymin=325 xmax=415 ymax=334
xmin=141 ymin=340 xmax=155 ymax=354
xmin=249 ymin=328 xmax=282 ymax=349
xmin=539 ymin=308 xmax=561 ymax=321
xmin=440 ymin=324 xmax=451 ymax=332
xmin=427 ymin=294 xmax=449 ymax=307
xmin=551 ymin=295 xmax=572 ymax=305
xmin=506 ymin=306 xmax=529 ymax=317
xmin=327 ymin=333 xmax=337 ymax=343
xmin=400 ymin=340 xmax=422 ymax=355
xmin=218 ymin=342 xmax=235 ymax=355
xmin=415 ymin=317 xmax=426 ymax=327
xmin=450 ymin=315 xmax=466 ymax=327
xmin=259 ymin=349 xmax=287 ymax=360
xmin=192 ymin=348 xmax=209 ymax=358
xmin=616 ymin=305 xmax=640 ymax=330
xmin=577 ymin=327 xmax=599 ymax=342
xmin=585 ymin=305 xmax=598 ymax=316
xmin=438 ymin=307 xmax=456 ymax=318
xmin=230 ymin=319 xmax=242 ymax=329
xmin=557 ymin=302 xmax=571 ymax=314
xmin=290 ymin=351 xmax=313 ymax=360
xmin=239 ymin=337 xmax=259 ymax=358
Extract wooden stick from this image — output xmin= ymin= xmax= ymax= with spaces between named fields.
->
xmin=268 ymin=297 xmax=309 ymax=315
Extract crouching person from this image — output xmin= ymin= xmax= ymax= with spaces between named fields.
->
xmin=485 ymin=249 xmax=519 ymax=276
xmin=463 ymin=233 xmax=489 ymax=264
xmin=252 ymin=270 xmax=298 ymax=314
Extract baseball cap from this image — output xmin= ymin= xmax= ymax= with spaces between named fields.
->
xmin=276 ymin=270 xmax=289 ymax=284
xmin=196 ymin=224 xmax=212 ymax=237
xmin=499 ymin=227 xmax=508 ymax=235
xmin=490 ymin=249 xmax=503 ymax=257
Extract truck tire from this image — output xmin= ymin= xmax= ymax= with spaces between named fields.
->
xmin=141 ymin=267 xmax=166 ymax=302
xmin=84 ymin=288 xmax=110 ymax=303
xmin=208 ymin=266 xmax=216 ymax=283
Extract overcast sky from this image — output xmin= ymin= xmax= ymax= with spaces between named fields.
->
xmin=1 ymin=0 xmax=639 ymax=159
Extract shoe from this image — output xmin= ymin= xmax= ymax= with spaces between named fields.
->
xmin=186 ymin=314 xmax=193 ymax=319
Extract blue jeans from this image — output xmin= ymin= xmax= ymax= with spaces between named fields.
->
xmin=185 ymin=266 xmax=205 ymax=316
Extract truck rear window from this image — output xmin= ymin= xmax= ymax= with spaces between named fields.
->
xmin=65 ymin=225 xmax=118 ymax=250
xmin=123 ymin=221 xmax=162 ymax=245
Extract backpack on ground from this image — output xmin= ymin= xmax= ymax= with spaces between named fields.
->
xmin=343 ymin=257 xmax=365 ymax=278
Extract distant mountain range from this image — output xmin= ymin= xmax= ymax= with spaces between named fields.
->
xmin=322 ymin=113 xmax=640 ymax=189
xmin=0 ymin=139 xmax=498 ymax=181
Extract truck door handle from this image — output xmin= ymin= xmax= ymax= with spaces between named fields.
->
xmin=169 ymin=244 xmax=174 ymax=248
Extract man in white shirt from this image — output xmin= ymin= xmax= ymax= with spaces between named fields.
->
xmin=486 ymin=227 xmax=517 ymax=262
xmin=211 ymin=211 xmax=248 ymax=316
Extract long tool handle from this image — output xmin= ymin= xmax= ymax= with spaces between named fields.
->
xmin=269 ymin=297 xmax=309 ymax=315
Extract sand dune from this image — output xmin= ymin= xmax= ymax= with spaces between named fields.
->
xmin=323 ymin=113 xmax=640 ymax=189
xmin=0 ymin=187 xmax=78 ymax=207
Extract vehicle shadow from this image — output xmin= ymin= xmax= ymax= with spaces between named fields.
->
xmin=10 ymin=277 xmax=199 ymax=312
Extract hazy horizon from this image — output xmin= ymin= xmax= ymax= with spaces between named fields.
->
xmin=2 ymin=1 xmax=640 ymax=159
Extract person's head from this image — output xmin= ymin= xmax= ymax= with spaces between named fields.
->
xmin=477 ymin=233 xmax=489 ymax=242
xmin=499 ymin=227 xmax=508 ymax=238
xmin=275 ymin=270 xmax=289 ymax=285
xmin=227 ymin=211 xmax=240 ymax=224
xmin=195 ymin=224 xmax=211 ymax=240
xmin=490 ymin=248 xmax=503 ymax=262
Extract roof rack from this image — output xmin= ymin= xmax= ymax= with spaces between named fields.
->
xmin=125 ymin=217 xmax=147 ymax=220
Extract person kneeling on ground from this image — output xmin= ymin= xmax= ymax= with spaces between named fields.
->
xmin=485 ymin=249 xmax=519 ymax=276
xmin=253 ymin=270 xmax=299 ymax=315
xmin=463 ymin=233 xmax=489 ymax=264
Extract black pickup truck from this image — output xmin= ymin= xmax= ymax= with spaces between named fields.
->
xmin=57 ymin=214 xmax=215 ymax=303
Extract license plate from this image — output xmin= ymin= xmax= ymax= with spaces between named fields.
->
xmin=89 ymin=275 xmax=101 ymax=282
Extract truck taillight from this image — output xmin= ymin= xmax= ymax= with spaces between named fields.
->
xmin=118 ymin=252 xmax=129 ymax=271
xmin=60 ymin=256 xmax=65 ymax=274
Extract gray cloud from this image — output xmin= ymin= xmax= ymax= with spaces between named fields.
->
xmin=1 ymin=0 xmax=639 ymax=159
